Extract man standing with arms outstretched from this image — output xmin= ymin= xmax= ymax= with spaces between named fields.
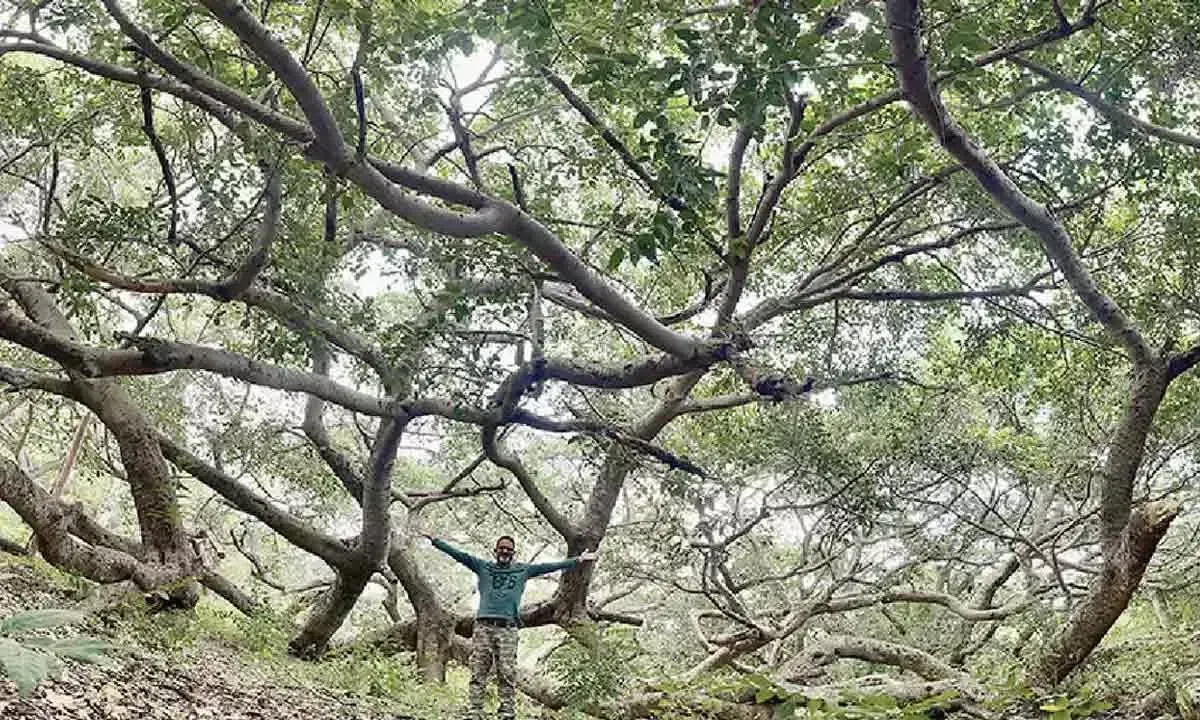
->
xmin=424 ymin=533 xmax=597 ymax=720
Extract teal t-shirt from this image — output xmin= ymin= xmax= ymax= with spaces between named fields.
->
xmin=432 ymin=539 xmax=579 ymax=620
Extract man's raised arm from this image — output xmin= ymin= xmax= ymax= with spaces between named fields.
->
xmin=526 ymin=550 xmax=598 ymax=577
xmin=427 ymin=535 xmax=482 ymax=572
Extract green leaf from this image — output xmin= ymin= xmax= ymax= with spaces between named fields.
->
xmin=772 ymin=698 xmax=797 ymax=719
xmin=44 ymin=637 xmax=116 ymax=664
xmin=744 ymin=673 xmax=772 ymax=689
xmin=0 ymin=638 xmax=58 ymax=696
xmin=607 ymin=246 xmax=626 ymax=270
xmin=0 ymin=610 xmax=84 ymax=635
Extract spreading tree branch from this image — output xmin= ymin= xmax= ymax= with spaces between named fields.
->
xmin=539 ymin=66 xmax=684 ymax=212
xmin=885 ymin=0 xmax=1151 ymax=365
xmin=215 ymin=162 xmax=283 ymax=299
xmin=137 ymin=83 xmax=179 ymax=243
xmin=1011 ymin=56 xmax=1200 ymax=150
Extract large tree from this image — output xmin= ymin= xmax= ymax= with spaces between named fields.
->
xmin=1 ymin=0 xmax=1199 ymax=714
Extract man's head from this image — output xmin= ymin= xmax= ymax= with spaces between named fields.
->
xmin=494 ymin=535 xmax=516 ymax=565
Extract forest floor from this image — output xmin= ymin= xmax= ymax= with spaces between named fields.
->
xmin=0 ymin=555 xmax=442 ymax=720
xmin=1 ymin=554 xmax=1193 ymax=720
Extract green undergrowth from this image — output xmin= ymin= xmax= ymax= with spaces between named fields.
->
xmin=964 ymin=604 xmax=1200 ymax=719
xmin=5 ymin=556 xmax=1200 ymax=719
xmin=0 ymin=556 xmax=463 ymax=718
xmin=110 ymin=603 xmax=466 ymax=719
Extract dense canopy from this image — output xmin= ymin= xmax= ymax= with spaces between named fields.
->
xmin=1 ymin=0 xmax=1200 ymax=716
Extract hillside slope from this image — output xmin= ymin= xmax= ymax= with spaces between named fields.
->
xmin=0 ymin=557 xmax=420 ymax=720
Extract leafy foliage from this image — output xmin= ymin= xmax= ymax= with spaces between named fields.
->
xmin=0 ymin=610 xmax=114 ymax=695
xmin=549 ymin=625 xmax=638 ymax=708
xmin=1 ymin=0 xmax=1200 ymax=715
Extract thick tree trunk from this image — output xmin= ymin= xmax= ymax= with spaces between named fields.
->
xmin=0 ymin=271 xmax=200 ymax=606
xmin=288 ymin=417 xmax=405 ymax=656
xmin=414 ymin=609 xmax=454 ymax=681
xmin=82 ymin=386 xmax=191 ymax=559
xmin=553 ymin=375 xmax=700 ymax=618
xmin=74 ymin=381 xmax=201 ymax=607
xmin=1031 ymin=499 xmax=1178 ymax=685
xmin=0 ymin=456 xmax=180 ymax=588
xmin=289 ymin=570 xmax=373 ymax=656
xmin=1031 ymin=361 xmax=1174 ymax=685
xmin=884 ymin=0 xmax=1183 ymax=686
xmin=389 ymin=544 xmax=454 ymax=681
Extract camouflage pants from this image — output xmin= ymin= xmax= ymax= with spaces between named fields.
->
xmin=468 ymin=622 xmax=519 ymax=720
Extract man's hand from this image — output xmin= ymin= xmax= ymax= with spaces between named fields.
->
xmin=578 ymin=550 xmax=599 ymax=563
xmin=408 ymin=516 xmax=433 ymax=543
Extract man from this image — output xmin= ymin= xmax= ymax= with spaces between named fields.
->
xmin=425 ymin=533 xmax=597 ymax=720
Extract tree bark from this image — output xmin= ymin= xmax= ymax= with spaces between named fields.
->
xmin=288 ymin=416 xmax=406 ymax=655
xmin=200 ymin=568 xmax=262 ymax=616
xmin=553 ymin=374 xmax=702 ymax=620
xmin=884 ymin=0 xmax=1182 ymax=685
xmin=1031 ymin=499 xmax=1178 ymax=685
xmin=0 ymin=271 xmax=200 ymax=606
xmin=1028 ymin=360 xmax=1172 ymax=685
xmin=0 ymin=456 xmax=181 ymax=589
xmin=389 ymin=543 xmax=455 ymax=681
xmin=289 ymin=571 xmax=373 ymax=656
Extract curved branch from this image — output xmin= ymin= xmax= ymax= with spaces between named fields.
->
xmin=159 ymin=436 xmax=358 ymax=569
xmin=821 ymin=589 xmax=1034 ymax=622
xmin=216 ymin=163 xmax=284 ymax=299
xmin=302 ymin=341 xmax=367 ymax=498
xmin=101 ymin=1 xmax=311 ymax=138
xmin=138 ymin=84 xmax=178 ymax=243
xmin=0 ymin=42 xmax=247 ymax=133
xmin=0 ymin=456 xmax=181 ymax=590
xmin=0 ymin=364 xmax=73 ymax=396
xmin=0 ymin=534 xmax=28 ymax=556
xmin=483 ymin=424 xmax=576 ymax=541
xmin=886 ymin=0 xmax=1151 ymax=365
xmin=196 ymin=0 xmax=341 ymax=151
xmin=46 ymin=242 xmax=399 ymax=384
xmin=802 ymin=635 xmax=981 ymax=696
xmin=1011 ymin=57 xmax=1200 ymax=150
xmin=5 ymin=33 xmax=704 ymax=359
xmin=1168 ymin=341 xmax=1200 ymax=381
xmin=539 ymin=66 xmax=684 ymax=212
xmin=200 ymin=568 xmax=262 ymax=615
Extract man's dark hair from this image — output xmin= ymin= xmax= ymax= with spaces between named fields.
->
xmin=495 ymin=535 xmax=516 ymax=548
